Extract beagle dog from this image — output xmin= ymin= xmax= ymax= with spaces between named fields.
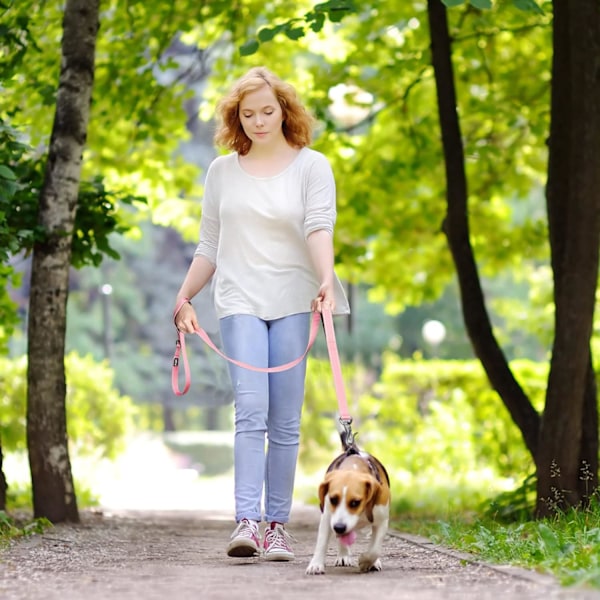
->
xmin=306 ymin=433 xmax=391 ymax=575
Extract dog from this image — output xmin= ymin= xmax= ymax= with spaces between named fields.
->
xmin=306 ymin=431 xmax=390 ymax=575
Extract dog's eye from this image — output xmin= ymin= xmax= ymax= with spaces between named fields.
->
xmin=349 ymin=499 xmax=361 ymax=509
xmin=330 ymin=495 xmax=340 ymax=507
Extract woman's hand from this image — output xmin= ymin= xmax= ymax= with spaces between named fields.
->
xmin=311 ymin=281 xmax=336 ymax=313
xmin=174 ymin=301 xmax=199 ymax=333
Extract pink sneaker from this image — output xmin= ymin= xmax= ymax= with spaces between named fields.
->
xmin=226 ymin=518 xmax=260 ymax=557
xmin=263 ymin=522 xmax=295 ymax=561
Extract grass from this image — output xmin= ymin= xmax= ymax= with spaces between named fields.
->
xmin=0 ymin=510 xmax=52 ymax=547
xmin=391 ymin=488 xmax=600 ymax=589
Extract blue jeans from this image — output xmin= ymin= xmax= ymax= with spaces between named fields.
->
xmin=219 ymin=312 xmax=310 ymax=524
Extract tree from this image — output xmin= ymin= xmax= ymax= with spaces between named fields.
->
xmin=0 ymin=446 xmax=6 ymax=510
xmin=3 ymin=0 xmax=328 ymax=520
xmin=4 ymin=0 xmax=598 ymax=520
xmin=537 ymin=0 xmax=600 ymax=516
xmin=428 ymin=0 xmax=600 ymax=516
xmin=26 ymin=0 xmax=100 ymax=523
xmin=241 ymin=0 xmax=600 ymax=515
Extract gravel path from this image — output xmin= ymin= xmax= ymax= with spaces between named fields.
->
xmin=1 ymin=505 xmax=599 ymax=600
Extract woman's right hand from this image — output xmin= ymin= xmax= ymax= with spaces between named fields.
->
xmin=174 ymin=301 xmax=199 ymax=334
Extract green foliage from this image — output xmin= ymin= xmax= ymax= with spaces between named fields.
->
xmin=426 ymin=499 xmax=600 ymax=588
xmin=239 ymin=0 xmax=356 ymax=55
xmin=0 ymin=116 xmax=147 ymax=352
xmin=0 ymin=352 xmax=136 ymax=459
xmin=441 ymin=0 xmax=544 ymax=13
xmin=485 ymin=472 xmax=537 ymax=521
xmin=0 ymin=118 xmax=36 ymax=352
xmin=240 ymin=0 xmax=545 ymax=57
xmin=302 ymin=354 xmax=545 ymax=512
xmin=0 ymin=511 xmax=51 ymax=547
xmin=0 ymin=1 xmax=38 ymax=82
xmin=205 ymin=1 xmax=554 ymax=314
xmin=1 ymin=0 xmax=211 ymax=239
xmin=71 ymin=179 xmax=146 ymax=268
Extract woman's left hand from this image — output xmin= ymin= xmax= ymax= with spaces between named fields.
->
xmin=311 ymin=282 xmax=335 ymax=313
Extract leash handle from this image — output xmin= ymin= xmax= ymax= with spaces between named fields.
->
xmin=321 ymin=308 xmax=351 ymax=422
xmin=172 ymin=311 xmax=321 ymax=396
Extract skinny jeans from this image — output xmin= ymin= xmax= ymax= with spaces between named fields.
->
xmin=219 ymin=312 xmax=310 ymax=524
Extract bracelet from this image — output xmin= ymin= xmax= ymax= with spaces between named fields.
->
xmin=173 ymin=297 xmax=192 ymax=323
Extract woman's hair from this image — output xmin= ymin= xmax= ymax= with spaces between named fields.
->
xmin=214 ymin=66 xmax=315 ymax=155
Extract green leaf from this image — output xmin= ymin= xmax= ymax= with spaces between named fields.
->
xmin=309 ymin=12 xmax=326 ymax=32
xmin=442 ymin=0 xmax=466 ymax=6
xmin=284 ymin=26 xmax=305 ymax=41
xmin=470 ymin=0 xmax=493 ymax=9
xmin=239 ymin=39 xmax=259 ymax=56
xmin=257 ymin=27 xmax=277 ymax=42
xmin=513 ymin=0 xmax=544 ymax=14
xmin=0 ymin=164 xmax=17 ymax=180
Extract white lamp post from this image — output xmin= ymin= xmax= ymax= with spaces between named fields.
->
xmin=100 ymin=283 xmax=113 ymax=360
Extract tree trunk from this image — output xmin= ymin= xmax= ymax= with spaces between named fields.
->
xmin=0 ymin=439 xmax=7 ymax=511
xmin=426 ymin=0 xmax=541 ymax=456
xmin=537 ymin=0 xmax=600 ymax=516
xmin=26 ymin=0 xmax=100 ymax=523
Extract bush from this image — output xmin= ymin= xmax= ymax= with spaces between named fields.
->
xmin=301 ymin=354 xmax=546 ymax=513
xmin=0 ymin=352 xmax=136 ymax=459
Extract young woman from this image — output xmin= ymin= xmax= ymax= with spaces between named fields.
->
xmin=174 ymin=66 xmax=349 ymax=561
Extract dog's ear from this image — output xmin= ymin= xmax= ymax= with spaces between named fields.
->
xmin=318 ymin=478 xmax=331 ymax=513
xmin=364 ymin=478 xmax=382 ymax=522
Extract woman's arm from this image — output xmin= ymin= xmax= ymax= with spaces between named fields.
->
xmin=174 ymin=255 xmax=216 ymax=332
xmin=307 ymin=229 xmax=336 ymax=313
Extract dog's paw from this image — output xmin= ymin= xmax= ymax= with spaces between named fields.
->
xmin=306 ymin=561 xmax=326 ymax=575
xmin=334 ymin=555 xmax=354 ymax=567
xmin=359 ymin=554 xmax=382 ymax=573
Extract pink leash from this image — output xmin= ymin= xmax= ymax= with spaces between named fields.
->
xmin=320 ymin=308 xmax=351 ymax=424
xmin=171 ymin=299 xmax=353 ymax=434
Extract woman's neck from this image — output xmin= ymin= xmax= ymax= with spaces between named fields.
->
xmin=240 ymin=140 xmax=301 ymax=177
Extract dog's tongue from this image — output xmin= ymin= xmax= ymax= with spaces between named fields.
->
xmin=339 ymin=530 xmax=357 ymax=546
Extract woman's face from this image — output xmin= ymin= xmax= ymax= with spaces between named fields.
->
xmin=239 ymin=85 xmax=284 ymax=147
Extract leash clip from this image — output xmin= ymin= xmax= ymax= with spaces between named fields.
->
xmin=173 ymin=338 xmax=181 ymax=367
xmin=339 ymin=416 xmax=354 ymax=446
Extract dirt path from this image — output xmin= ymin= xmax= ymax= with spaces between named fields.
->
xmin=1 ymin=505 xmax=599 ymax=600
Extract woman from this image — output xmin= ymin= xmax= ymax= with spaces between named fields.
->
xmin=174 ymin=66 xmax=349 ymax=561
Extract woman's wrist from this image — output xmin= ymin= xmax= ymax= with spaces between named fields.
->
xmin=173 ymin=297 xmax=192 ymax=320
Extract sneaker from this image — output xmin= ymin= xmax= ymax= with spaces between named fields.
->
xmin=263 ymin=522 xmax=295 ymax=561
xmin=226 ymin=518 xmax=260 ymax=557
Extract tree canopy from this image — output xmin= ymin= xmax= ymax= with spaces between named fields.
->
xmin=2 ymin=0 xmax=600 ymax=520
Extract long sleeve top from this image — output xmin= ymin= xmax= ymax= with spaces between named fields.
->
xmin=194 ymin=146 xmax=350 ymax=320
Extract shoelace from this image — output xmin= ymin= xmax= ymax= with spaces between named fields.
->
xmin=265 ymin=525 xmax=295 ymax=550
xmin=233 ymin=519 xmax=259 ymax=540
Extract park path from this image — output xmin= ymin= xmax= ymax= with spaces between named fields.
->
xmin=1 ymin=434 xmax=599 ymax=599
xmin=1 ymin=505 xmax=599 ymax=600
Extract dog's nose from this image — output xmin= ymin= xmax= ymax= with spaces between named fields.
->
xmin=333 ymin=523 xmax=347 ymax=534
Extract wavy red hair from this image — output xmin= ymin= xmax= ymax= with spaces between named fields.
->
xmin=214 ymin=66 xmax=315 ymax=155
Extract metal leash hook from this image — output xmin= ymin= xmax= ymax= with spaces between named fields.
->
xmin=339 ymin=416 xmax=355 ymax=447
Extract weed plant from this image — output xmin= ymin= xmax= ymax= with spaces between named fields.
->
xmin=0 ymin=510 xmax=51 ymax=547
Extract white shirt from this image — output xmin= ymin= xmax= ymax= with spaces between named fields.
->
xmin=194 ymin=147 xmax=350 ymax=320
